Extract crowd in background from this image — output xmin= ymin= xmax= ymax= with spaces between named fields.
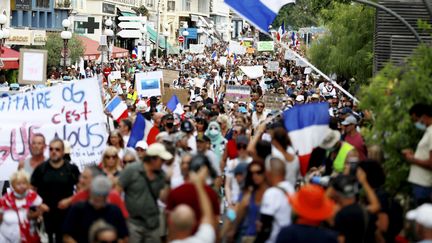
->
xmin=0 ymin=40 xmax=431 ymax=243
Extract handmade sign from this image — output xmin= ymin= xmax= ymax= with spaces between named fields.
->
xmin=263 ymin=93 xmax=288 ymax=110
xmin=162 ymin=88 xmax=189 ymax=105
xmin=229 ymin=41 xmax=247 ymax=55
xmin=109 ymin=71 xmax=121 ymax=80
xmin=160 ymin=69 xmax=180 ymax=86
xmin=19 ymin=49 xmax=48 ymax=85
xmin=0 ymin=78 xmax=108 ymax=180
xmin=225 ymin=85 xmax=251 ymax=102
xmin=267 ymin=61 xmax=279 ymax=72
xmin=257 ymin=41 xmax=274 ymax=52
xmin=284 ymin=50 xmax=296 ymax=60
xmin=239 ymin=66 xmax=264 ymax=79
xmin=189 ymin=44 xmax=205 ymax=54
xmin=135 ymin=71 xmax=163 ymax=98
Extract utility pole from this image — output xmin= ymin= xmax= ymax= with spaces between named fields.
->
xmin=155 ymin=0 xmax=161 ymax=59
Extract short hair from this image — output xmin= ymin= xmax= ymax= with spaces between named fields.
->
xmin=10 ymin=170 xmax=30 ymax=186
xmin=409 ymin=103 xmax=432 ymax=117
xmin=32 ymin=133 xmax=46 ymax=144
xmin=90 ymin=176 xmax=112 ymax=197
xmin=120 ymin=119 xmax=132 ymax=131
xmin=265 ymin=156 xmax=286 ymax=177
xmin=84 ymin=165 xmax=104 ymax=178
xmin=50 ymin=138 xmax=65 ymax=150
xmin=256 ymin=100 xmax=265 ymax=107
xmin=88 ymin=220 xmax=117 ymax=243
xmin=201 ymin=88 xmax=208 ymax=93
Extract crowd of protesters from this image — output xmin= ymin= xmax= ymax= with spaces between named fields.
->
xmin=0 ymin=39 xmax=432 ymax=243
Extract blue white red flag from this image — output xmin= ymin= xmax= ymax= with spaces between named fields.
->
xmin=224 ymin=0 xmax=295 ymax=33
xmin=277 ymin=21 xmax=286 ymax=41
xmin=167 ymin=95 xmax=184 ymax=115
xmin=132 ymin=47 xmax=138 ymax=59
xmin=105 ymin=96 xmax=128 ymax=122
xmin=127 ymin=113 xmax=146 ymax=148
xmin=283 ymin=102 xmax=330 ymax=176
xmin=211 ymin=50 xmax=218 ymax=61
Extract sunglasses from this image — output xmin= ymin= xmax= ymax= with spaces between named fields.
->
xmin=123 ymin=159 xmax=135 ymax=163
xmin=105 ymin=155 xmax=117 ymax=159
xmin=49 ymin=147 xmax=61 ymax=152
xmin=256 ymin=105 xmax=264 ymax=108
xmin=239 ymin=104 xmax=246 ymax=107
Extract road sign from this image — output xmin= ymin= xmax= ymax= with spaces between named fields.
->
xmin=118 ymin=22 xmax=143 ymax=29
xmin=178 ymin=36 xmax=185 ymax=43
xmin=117 ymin=29 xmax=142 ymax=38
xmin=118 ymin=16 xmax=147 ymax=21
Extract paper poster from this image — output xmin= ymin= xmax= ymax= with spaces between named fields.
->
xmin=296 ymin=58 xmax=308 ymax=67
xmin=109 ymin=71 xmax=122 ymax=80
xmin=19 ymin=49 xmax=48 ymax=85
xmin=267 ymin=61 xmax=279 ymax=72
xmin=239 ymin=66 xmax=264 ymax=79
xmin=284 ymin=50 xmax=296 ymax=60
xmin=162 ymin=88 xmax=189 ymax=104
xmin=257 ymin=41 xmax=274 ymax=52
xmin=225 ymin=85 xmax=251 ymax=102
xmin=229 ymin=41 xmax=247 ymax=55
xmin=189 ymin=44 xmax=205 ymax=54
xmin=0 ymin=78 xmax=108 ymax=180
xmin=263 ymin=94 xmax=288 ymax=111
xmin=159 ymin=69 xmax=180 ymax=85
xmin=135 ymin=71 xmax=163 ymax=98
xmin=304 ymin=67 xmax=313 ymax=74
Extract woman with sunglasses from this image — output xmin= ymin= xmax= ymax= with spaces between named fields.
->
xmin=225 ymin=162 xmax=268 ymax=243
xmin=100 ymin=146 xmax=122 ymax=180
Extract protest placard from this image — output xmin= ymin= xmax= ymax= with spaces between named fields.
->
xmin=219 ymin=56 xmax=228 ymax=66
xmin=304 ymin=67 xmax=312 ymax=74
xmin=159 ymin=69 xmax=180 ymax=86
xmin=267 ymin=61 xmax=279 ymax=72
xmin=229 ymin=41 xmax=247 ymax=55
xmin=19 ymin=49 xmax=48 ymax=85
xmin=109 ymin=71 xmax=121 ymax=80
xmin=263 ymin=93 xmax=287 ymax=110
xmin=0 ymin=78 xmax=108 ymax=180
xmin=284 ymin=50 xmax=296 ymax=60
xmin=225 ymin=85 xmax=251 ymax=102
xmin=135 ymin=71 xmax=163 ymax=98
xmin=189 ymin=44 xmax=205 ymax=54
xmin=257 ymin=41 xmax=274 ymax=52
xmin=239 ymin=66 xmax=264 ymax=79
xmin=162 ymin=88 xmax=190 ymax=104
xmin=296 ymin=58 xmax=308 ymax=67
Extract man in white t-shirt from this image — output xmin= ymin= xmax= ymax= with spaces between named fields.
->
xmin=169 ymin=167 xmax=216 ymax=243
xmin=256 ymin=157 xmax=295 ymax=243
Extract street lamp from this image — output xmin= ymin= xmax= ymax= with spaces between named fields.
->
xmin=182 ymin=23 xmax=189 ymax=50
xmin=163 ymin=23 xmax=169 ymax=59
xmin=0 ymin=12 xmax=10 ymax=66
xmin=140 ymin=16 xmax=149 ymax=62
xmin=104 ymin=18 xmax=114 ymax=62
xmin=61 ymin=18 xmax=72 ymax=72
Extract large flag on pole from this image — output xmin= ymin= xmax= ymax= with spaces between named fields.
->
xmin=277 ymin=21 xmax=286 ymax=41
xmin=127 ymin=113 xmax=146 ymax=148
xmin=224 ymin=0 xmax=296 ymax=33
xmin=283 ymin=103 xmax=330 ymax=176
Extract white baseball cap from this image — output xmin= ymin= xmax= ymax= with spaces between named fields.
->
xmin=406 ymin=203 xmax=432 ymax=228
xmin=146 ymin=143 xmax=173 ymax=160
xmin=135 ymin=140 xmax=148 ymax=150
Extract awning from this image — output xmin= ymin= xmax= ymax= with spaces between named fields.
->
xmin=0 ymin=47 xmax=20 ymax=70
xmin=77 ymin=36 xmax=129 ymax=61
xmin=146 ymin=25 xmax=179 ymax=54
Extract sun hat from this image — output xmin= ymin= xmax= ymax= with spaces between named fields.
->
xmin=406 ymin=203 xmax=432 ymax=228
xmin=319 ymin=129 xmax=341 ymax=149
xmin=146 ymin=143 xmax=173 ymax=160
xmin=288 ymin=184 xmax=335 ymax=221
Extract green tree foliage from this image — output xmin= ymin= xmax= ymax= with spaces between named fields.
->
xmin=359 ymin=43 xmax=432 ymax=193
xmin=307 ymin=3 xmax=374 ymax=84
xmin=33 ymin=32 xmax=84 ymax=68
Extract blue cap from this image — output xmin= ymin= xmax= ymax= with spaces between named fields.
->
xmin=233 ymin=162 xmax=248 ymax=175
xmin=340 ymin=107 xmax=352 ymax=115
xmin=238 ymin=107 xmax=248 ymax=114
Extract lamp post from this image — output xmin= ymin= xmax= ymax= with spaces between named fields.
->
xmin=0 ymin=12 xmax=10 ymax=67
xmin=61 ymin=18 xmax=72 ymax=71
xmin=104 ymin=18 xmax=114 ymax=62
xmin=163 ymin=23 xmax=169 ymax=59
xmin=182 ymin=23 xmax=189 ymax=51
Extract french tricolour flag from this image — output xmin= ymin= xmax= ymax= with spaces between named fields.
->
xmin=277 ymin=21 xmax=286 ymax=41
xmin=167 ymin=95 xmax=184 ymax=115
xmin=211 ymin=50 xmax=218 ymax=61
xmin=224 ymin=0 xmax=296 ymax=33
xmin=283 ymin=102 xmax=330 ymax=176
xmin=127 ymin=113 xmax=146 ymax=148
xmin=106 ymin=96 xmax=129 ymax=122
xmin=132 ymin=47 xmax=138 ymax=59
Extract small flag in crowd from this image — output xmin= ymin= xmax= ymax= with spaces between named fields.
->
xmin=132 ymin=47 xmax=138 ymax=59
xmin=277 ymin=21 xmax=286 ymax=41
xmin=105 ymin=96 xmax=128 ymax=122
xmin=291 ymin=31 xmax=297 ymax=46
xmin=211 ymin=50 xmax=218 ymax=61
xmin=127 ymin=113 xmax=146 ymax=148
xmin=224 ymin=0 xmax=296 ymax=33
xmin=233 ymin=53 xmax=238 ymax=64
xmin=283 ymin=102 xmax=330 ymax=176
xmin=167 ymin=95 xmax=184 ymax=115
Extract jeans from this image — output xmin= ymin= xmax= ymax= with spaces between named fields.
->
xmin=412 ymin=183 xmax=432 ymax=206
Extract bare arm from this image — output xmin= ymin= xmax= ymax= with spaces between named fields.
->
xmin=192 ymin=167 xmax=214 ymax=225
xmin=63 ymin=235 xmax=78 ymax=243
xmin=357 ymin=168 xmax=380 ymax=214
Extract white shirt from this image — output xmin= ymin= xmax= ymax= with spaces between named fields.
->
xmin=252 ymin=111 xmax=267 ymax=131
xmin=171 ymin=223 xmax=215 ymax=243
xmin=260 ymin=181 xmax=295 ymax=243
xmin=271 ymin=146 xmax=300 ymax=186
xmin=408 ymin=125 xmax=432 ymax=187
